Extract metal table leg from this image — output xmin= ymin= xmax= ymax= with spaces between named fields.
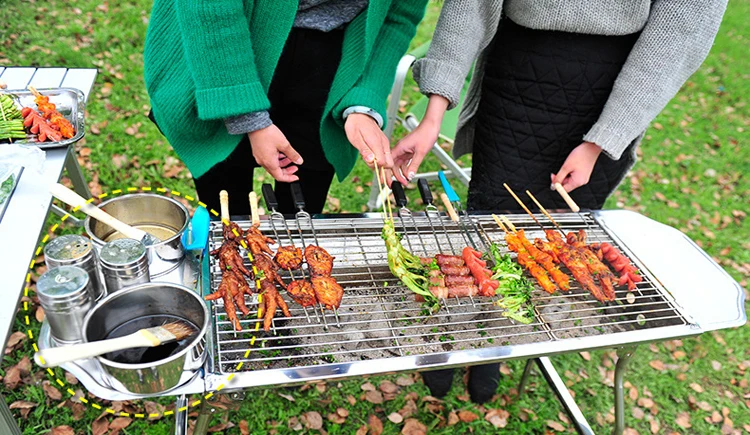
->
xmin=517 ymin=358 xmax=535 ymax=395
xmin=174 ymin=395 xmax=188 ymax=435
xmin=614 ymin=346 xmax=637 ymax=435
xmin=535 ymin=357 xmax=596 ymax=435
xmin=64 ymin=146 xmax=90 ymax=198
xmin=192 ymin=399 xmax=213 ymax=435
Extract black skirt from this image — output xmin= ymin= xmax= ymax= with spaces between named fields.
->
xmin=468 ymin=18 xmax=640 ymax=212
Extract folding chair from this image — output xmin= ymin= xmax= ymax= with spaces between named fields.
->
xmin=367 ymin=42 xmax=473 ymax=210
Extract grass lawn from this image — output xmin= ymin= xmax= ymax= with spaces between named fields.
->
xmin=1 ymin=1 xmax=747 ymax=434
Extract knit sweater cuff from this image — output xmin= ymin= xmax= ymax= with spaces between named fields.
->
xmin=333 ymin=86 xmax=387 ymax=129
xmin=195 ymin=81 xmax=270 ymax=121
xmin=583 ymin=123 xmax=633 ymax=161
xmin=413 ymin=58 xmax=464 ymax=111
xmin=224 ymin=111 xmax=273 ymax=135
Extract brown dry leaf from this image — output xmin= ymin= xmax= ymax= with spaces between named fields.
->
xmin=336 ymin=408 xmax=349 ymax=418
xmin=629 ymin=387 xmax=638 ymax=401
xmin=278 ymin=392 xmax=296 ymax=402
xmin=355 ymin=186 xmax=365 ymax=194
xmin=208 ymin=421 xmax=233 ymax=432
xmin=91 ymin=417 xmax=108 ymax=435
xmin=711 ymin=361 xmax=722 ymax=371
xmin=457 ymin=410 xmax=478 ymax=423
xmin=485 ymin=409 xmax=510 ymax=428
xmin=356 ymin=424 xmax=368 ymax=435
xmin=316 ymin=383 xmax=326 ymax=394
xmin=578 ymin=351 xmax=591 ymax=360
xmin=144 ymin=401 xmax=165 ymax=419
xmin=109 ymin=417 xmax=132 ymax=430
xmin=365 ymin=390 xmax=384 ymax=404
xmin=287 ymin=416 xmax=303 ymax=431
xmin=398 ymin=399 xmax=417 ymax=419
xmin=637 ymin=398 xmax=655 ymax=409
xmin=328 ymin=412 xmax=346 ymax=425
xmin=239 ymin=420 xmax=250 ymax=435
xmin=710 ymin=411 xmax=723 ymax=424
xmin=302 ymin=411 xmax=323 ymax=430
xmin=64 ymin=371 xmax=78 ymax=385
xmin=447 ymin=411 xmax=459 ymax=426
xmin=401 ymin=418 xmax=427 ymax=435
xmin=421 ymin=395 xmax=443 ymax=403
xmin=648 ymin=360 xmax=665 ymax=371
xmin=361 ymin=382 xmax=376 ymax=391
xmin=50 ymin=426 xmax=75 ymax=435
xmin=327 ymin=196 xmax=341 ymax=212
xmin=499 ymin=363 xmax=511 ymax=375
xmin=368 ymin=414 xmax=383 ymax=435
xmin=388 ymin=412 xmax=404 ymax=424
xmin=42 ymin=381 xmax=63 ymax=401
xmin=9 ymin=401 xmax=36 ymax=419
xmin=6 ymin=331 xmax=26 ymax=350
xmin=675 ymin=412 xmax=692 ymax=428
xmin=35 ymin=306 xmax=45 ymax=322
xmin=396 ymin=376 xmax=414 ymax=386
xmin=547 ymin=420 xmax=566 ymax=432
xmin=347 ymin=395 xmax=357 ymax=406
xmin=379 ymin=380 xmax=399 ymax=394
xmin=649 ymin=419 xmax=660 ymax=434
xmin=3 ymin=365 xmax=21 ymax=390
xmin=70 ymin=402 xmax=86 ymax=420
xmin=623 ymin=429 xmax=639 ymax=435
xmin=79 ymin=147 xmax=92 ymax=157
xmin=689 ymin=383 xmax=704 ymax=393
xmin=632 ymin=407 xmax=645 ymax=420
xmin=111 ymin=154 xmax=128 ymax=169
xmin=16 ymin=356 xmax=31 ymax=376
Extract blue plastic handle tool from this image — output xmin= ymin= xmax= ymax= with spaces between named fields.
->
xmin=181 ymin=206 xmax=210 ymax=251
xmin=438 ymin=170 xmax=460 ymax=203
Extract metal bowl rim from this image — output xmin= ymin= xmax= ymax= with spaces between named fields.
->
xmin=81 ymin=282 xmax=209 ymax=370
xmin=83 ymin=193 xmax=189 ymax=247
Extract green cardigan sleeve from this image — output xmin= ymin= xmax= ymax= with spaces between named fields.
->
xmin=175 ymin=0 xmax=270 ymax=120
xmin=333 ymin=0 xmax=429 ymax=128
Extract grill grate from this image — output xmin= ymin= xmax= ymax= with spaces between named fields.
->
xmin=207 ymin=212 xmax=690 ymax=374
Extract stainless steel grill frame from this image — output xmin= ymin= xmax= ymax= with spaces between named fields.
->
xmin=204 ymin=211 xmax=697 ymax=383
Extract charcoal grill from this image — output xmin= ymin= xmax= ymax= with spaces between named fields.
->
xmin=38 ymin=208 xmax=745 ymax=435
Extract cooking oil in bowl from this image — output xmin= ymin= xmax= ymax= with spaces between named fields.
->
xmin=103 ymin=224 xmax=177 ymax=243
xmin=103 ymin=315 xmax=198 ymax=364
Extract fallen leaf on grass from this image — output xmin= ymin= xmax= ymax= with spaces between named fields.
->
xmin=35 ymin=306 xmax=45 ymax=322
xmin=278 ymin=392 xmax=295 ymax=402
xmin=50 ymin=426 xmax=75 ymax=435
xmin=356 ymin=424 xmax=368 ymax=435
xmin=710 ymin=411 xmax=723 ymax=424
xmin=547 ymin=420 xmax=566 ymax=432
xmin=711 ymin=361 xmax=722 ymax=371
xmin=347 ymin=395 xmax=357 ymax=405
xmin=208 ymin=421 xmax=234 ymax=432
xmin=379 ymin=380 xmax=399 ymax=394
xmin=3 ymin=365 xmax=22 ymax=390
xmin=287 ymin=416 xmax=302 ymax=431
xmin=16 ymin=356 xmax=31 ymax=376
xmin=401 ymin=418 xmax=427 ymax=435
xmin=398 ymin=399 xmax=417 ymax=419
xmin=42 ymin=381 xmax=62 ymax=401
xmin=649 ymin=419 xmax=660 ymax=434
xmin=648 ymin=360 xmax=665 ymax=371
xmin=689 ymin=383 xmax=704 ymax=393
xmin=69 ymin=401 xmax=86 ymax=419
xmin=91 ymin=417 xmax=108 ymax=435
xmin=365 ymin=390 xmax=384 ymax=404
xmin=336 ymin=408 xmax=349 ymax=418
xmin=368 ymin=414 xmax=383 ymax=435
xmin=302 ymin=411 xmax=323 ymax=430
xmin=239 ymin=420 xmax=250 ymax=435
xmin=396 ymin=375 xmax=414 ymax=386
xmin=637 ymin=397 xmax=654 ymax=408
xmin=632 ymin=407 xmax=645 ymax=420
xmin=361 ymin=382 xmax=376 ymax=391
xmin=579 ymin=351 xmax=591 ymax=361
xmin=457 ymin=410 xmax=478 ymax=423
xmin=64 ymin=371 xmax=78 ymax=385
xmin=9 ymin=401 xmax=36 ymax=419
xmin=675 ymin=412 xmax=691 ymax=429
xmin=109 ymin=417 xmax=132 ymax=430
xmin=485 ymin=409 xmax=509 ymax=428
xmin=328 ymin=412 xmax=346 ymax=424
xmin=388 ymin=412 xmax=404 ymax=424
xmin=623 ymin=429 xmax=639 ymax=435
xmin=5 ymin=331 xmax=26 ymax=353
xmin=447 ymin=411 xmax=459 ymax=426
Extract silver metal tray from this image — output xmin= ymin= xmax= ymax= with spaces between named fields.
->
xmin=1 ymin=87 xmax=85 ymax=148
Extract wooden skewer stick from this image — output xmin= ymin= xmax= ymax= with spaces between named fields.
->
xmin=553 ymin=183 xmax=581 ymax=213
xmin=248 ymin=192 xmax=260 ymax=228
xmin=502 ymin=183 xmax=546 ymax=231
xmin=219 ymin=190 xmax=230 ymax=222
xmin=499 ymin=214 xmax=517 ymax=233
xmin=525 ymin=190 xmax=566 ymax=235
xmin=492 ymin=214 xmax=509 ymax=233
xmin=439 ymin=193 xmax=460 ymax=222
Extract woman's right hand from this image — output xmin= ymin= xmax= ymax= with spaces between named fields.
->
xmin=248 ymin=124 xmax=303 ymax=183
xmin=390 ymin=119 xmax=440 ymax=185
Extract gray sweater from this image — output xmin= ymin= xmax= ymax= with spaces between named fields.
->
xmin=414 ymin=0 xmax=727 ymax=161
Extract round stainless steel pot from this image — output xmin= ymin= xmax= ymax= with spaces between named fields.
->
xmin=84 ymin=194 xmax=189 ymax=283
xmin=81 ymin=283 xmax=209 ymax=395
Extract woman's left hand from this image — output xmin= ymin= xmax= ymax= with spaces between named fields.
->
xmin=345 ymin=113 xmax=394 ymax=170
xmin=552 ymin=141 xmax=602 ymax=192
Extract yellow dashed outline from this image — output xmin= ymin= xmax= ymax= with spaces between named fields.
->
xmin=17 ymin=186 xmax=265 ymax=422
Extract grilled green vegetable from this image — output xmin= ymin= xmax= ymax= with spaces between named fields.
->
xmin=490 ymin=242 xmax=535 ymax=324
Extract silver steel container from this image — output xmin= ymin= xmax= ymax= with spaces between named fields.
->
xmin=81 ymin=283 xmax=209 ymax=395
xmin=100 ymin=238 xmax=150 ymax=293
xmin=43 ymin=234 xmax=105 ymax=301
xmin=84 ymin=194 xmax=190 ymax=285
xmin=37 ymin=266 xmax=93 ymax=344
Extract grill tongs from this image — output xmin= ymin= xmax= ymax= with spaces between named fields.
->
xmin=260 ymin=183 xmax=341 ymax=329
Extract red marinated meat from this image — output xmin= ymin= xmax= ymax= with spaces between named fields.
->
xmin=462 ymin=247 xmax=500 ymax=297
xmin=435 ymin=254 xmax=464 ymax=267
xmin=441 ymin=265 xmax=470 ymax=276
xmin=447 ymin=284 xmax=479 ymax=298
xmin=445 ymin=275 xmax=476 ymax=287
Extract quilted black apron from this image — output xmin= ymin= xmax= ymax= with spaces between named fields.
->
xmin=468 ymin=18 xmax=641 ymax=211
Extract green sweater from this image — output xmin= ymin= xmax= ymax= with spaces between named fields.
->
xmin=144 ymin=0 xmax=427 ymax=180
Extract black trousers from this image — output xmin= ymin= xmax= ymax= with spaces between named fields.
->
xmin=175 ymin=28 xmax=344 ymax=216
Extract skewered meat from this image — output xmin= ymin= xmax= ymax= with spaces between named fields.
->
xmin=516 ymin=230 xmax=570 ymax=291
xmin=429 ymin=275 xmax=446 ymax=287
xmin=311 ymin=276 xmax=344 ymax=310
xmin=211 ymin=241 xmax=252 ymax=278
xmin=595 ymin=242 xmax=642 ymax=290
xmin=305 ymin=245 xmax=334 ymax=277
xmin=22 ymin=108 xmax=62 ymax=142
xmin=545 ymin=230 xmax=611 ymax=302
xmin=286 ymin=279 xmax=317 ymax=307
xmin=435 ymin=254 xmax=464 ymax=267
xmin=206 ymin=272 xmax=250 ymax=330
xmin=445 ymin=275 xmax=475 ymax=287
xmin=440 ymin=265 xmax=470 ymax=276
xmin=462 ymin=247 xmax=499 ymax=296
xmin=245 ymin=226 xmax=276 ymax=256
xmin=506 ymin=233 xmax=557 ymax=294
xmin=561 ymin=231 xmax=616 ymax=300
xmin=275 ymin=245 xmax=303 ymax=270
xmin=446 ymin=284 xmax=479 ymax=298
xmin=258 ymin=279 xmax=291 ymax=331
xmin=429 ymin=286 xmax=449 ymax=299
xmin=33 ymin=93 xmax=75 ymax=138
xmin=222 ymin=220 xmax=244 ymax=243
xmin=253 ymin=253 xmax=287 ymax=289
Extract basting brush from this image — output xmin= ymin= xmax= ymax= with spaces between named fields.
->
xmin=34 ymin=321 xmax=196 ymax=368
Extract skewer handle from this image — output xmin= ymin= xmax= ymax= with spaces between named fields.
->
xmin=261 ymin=184 xmax=278 ymax=212
xmin=439 ymin=193 xmax=460 ymax=222
xmin=290 ymin=183 xmax=306 ymax=210
xmin=249 ymin=191 xmax=260 ymax=227
xmin=219 ymin=190 xmax=230 ymax=221
xmin=553 ymin=183 xmax=580 ymax=212
xmin=391 ymin=181 xmax=408 ymax=207
xmin=417 ymin=179 xmax=433 ymax=206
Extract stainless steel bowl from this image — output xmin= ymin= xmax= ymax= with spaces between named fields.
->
xmin=81 ymin=283 xmax=209 ymax=395
xmin=85 ymin=194 xmax=189 ymax=282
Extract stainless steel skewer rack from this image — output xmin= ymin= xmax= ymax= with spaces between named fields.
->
xmin=40 ymin=207 xmax=746 ymax=435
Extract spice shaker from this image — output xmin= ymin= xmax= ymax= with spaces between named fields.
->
xmin=37 ymin=266 xmax=93 ymax=344
xmin=44 ymin=234 xmax=105 ymax=301
xmin=99 ymin=238 xmax=150 ymax=293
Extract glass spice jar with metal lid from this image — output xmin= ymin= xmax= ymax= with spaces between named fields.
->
xmin=37 ymin=265 xmax=94 ymax=344
xmin=43 ymin=234 xmax=105 ymax=301
xmin=99 ymin=238 xmax=150 ymax=293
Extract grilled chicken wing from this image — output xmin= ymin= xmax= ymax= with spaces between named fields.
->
xmin=221 ymin=221 xmax=244 ymax=243
xmin=311 ymin=276 xmax=344 ymax=310
xmin=275 ymin=245 xmax=303 ymax=270
xmin=253 ymin=253 xmax=287 ymax=289
xmin=304 ymin=245 xmax=334 ymax=277
xmin=244 ymin=226 xmax=276 ymax=257
xmin=286 ymin=279 xmax=317 ymax=307
xmin=211 ymin=241 xmax=252 ymax=278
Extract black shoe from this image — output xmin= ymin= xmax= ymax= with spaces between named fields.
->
xmin=420 ymin=368 xmax=455 ymax=398
xmin=467 ymin=363 xmax=501 ymax=404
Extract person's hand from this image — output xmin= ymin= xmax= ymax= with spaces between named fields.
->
xmin=552 ymin=141 xmax=602 ymax=192
xmin=248 ymin=124 xmax=303 ymax=183
xmin=345 ymin=113 xmax=393 ymax=170
xmin=390 ymin=119 xmax=440 ymax=185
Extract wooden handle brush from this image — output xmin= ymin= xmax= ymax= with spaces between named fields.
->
xmin=33 ymin=321 xmax=195 ymax=368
